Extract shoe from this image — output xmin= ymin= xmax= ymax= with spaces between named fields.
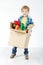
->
xmin=10 ymin=54 xmax=16 ymax=58
xmin=25 ymin=54 xmax=29 ymax=60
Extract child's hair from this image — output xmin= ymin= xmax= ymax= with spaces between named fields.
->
xmin=21 ymin=5 xmax=30 ymax=12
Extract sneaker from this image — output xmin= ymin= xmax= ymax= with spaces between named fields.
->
xmin=10 ymin=54 xmax=16 ymax=58
xmin=25 ymin=54 xmax=29 ymax=60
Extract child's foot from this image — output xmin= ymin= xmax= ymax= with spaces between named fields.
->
xmin=25 ymin=54 xmax=29 ymax=60
xmin=10 ymin=54 xmax=16 ymax=58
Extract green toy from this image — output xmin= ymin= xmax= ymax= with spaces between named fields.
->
xmin=20 ymin=23 xmax=25 ymax=30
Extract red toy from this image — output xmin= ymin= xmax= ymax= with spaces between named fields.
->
xmin=14 ymin=20 xmax=20 ymax=30
xmin=14 ymin=20 xmax=20 ymax=26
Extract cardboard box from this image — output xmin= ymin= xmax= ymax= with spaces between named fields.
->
xmin=8 ymin=29 xmax=31 ymax=48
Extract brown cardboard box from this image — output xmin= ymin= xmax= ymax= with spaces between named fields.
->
xmin=8 ymin=29 xmax=31 ymax=48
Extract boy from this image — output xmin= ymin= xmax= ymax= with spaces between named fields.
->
xmin=10 ymin=5 xmax=34 ymax=59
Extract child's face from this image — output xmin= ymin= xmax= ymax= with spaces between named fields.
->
xmin=21 ymin=8 xmax=29 ymax=17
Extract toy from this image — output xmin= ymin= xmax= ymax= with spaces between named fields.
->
xmin=14 ymin=20 xmax=20 ymax=30
xmin=20 ymin=23 xmax=25 ymax=30
xmin=21 ymin=17 xmax=27 ymax=27
xmin=11 ymin=20 xmax=27 ymax=31
xmin=15 ymin=25 xmax=20 ymax=30
xmin=11 ymin=21 xmax=20 ymax=30
xmin=12 ymin=23 xmax=16 ymax=29
xmin=14 ymin=20 xmax=20 ymax=26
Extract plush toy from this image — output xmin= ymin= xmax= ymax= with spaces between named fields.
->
xmin=12 ymin=23 xmax=16 ymax=29
xmin=14 ymin=20 xmax=20 ymax=30
xmin=11 ymin=20 xmax=26 ymax=31
xmin=20 ymin=23 xmax=25 ymax=30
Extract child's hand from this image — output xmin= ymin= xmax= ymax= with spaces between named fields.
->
xmin=28 ymin=24 xmax=34 ymax=30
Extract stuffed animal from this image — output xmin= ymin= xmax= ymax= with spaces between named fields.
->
xmin=20 ymin=23 xmax=25 ymax=30
xmin=12 ymin=23 xmax=16 ymax=29
xmin=14 ymin=20 xmax=20 ymax=30
xmin=11 ymin=20 xmax=26 ymax=31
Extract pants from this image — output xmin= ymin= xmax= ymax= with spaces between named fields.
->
xmin=12 ymin=47 xmax=29 ymax=55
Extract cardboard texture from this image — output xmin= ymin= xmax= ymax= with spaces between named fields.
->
xmin=8 ymin=29 xmax=32 ymax=48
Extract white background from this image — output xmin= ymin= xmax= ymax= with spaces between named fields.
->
xmin=0 ymin=0 xmax=43 ymax=48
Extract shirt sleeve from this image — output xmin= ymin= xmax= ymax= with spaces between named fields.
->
xmin=29 ymin=18 xmax=34 ymax=24
xmin=27 ymin=18 xmax=34 ymax=30
xmin=18 ymin=16 xmax=22 ymax=22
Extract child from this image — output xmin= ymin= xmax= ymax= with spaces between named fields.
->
xmin=10 ymin=5 xmax=34 ymax=60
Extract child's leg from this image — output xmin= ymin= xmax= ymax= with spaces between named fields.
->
xmin=10 ymin=47 xmax=17 ymax=58
xmin=24 ymin=48 xmax=28 ymax=55
xmin=24 ymin=48 xmax=29 ymax=59
xmin=12 ymin=47 xmax=17 ymax=55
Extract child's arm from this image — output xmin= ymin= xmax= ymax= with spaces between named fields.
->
xmin=27 ymin=24 xmax=34 ymax=30
xmin=26 ymin=18 xmax=34 ymax=33
xmin=27 ymin=18 xmax=34 ymax=30
xmin=26 ymin=24 xmax=34 ymax=33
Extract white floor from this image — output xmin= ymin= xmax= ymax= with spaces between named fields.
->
xmin=0 ymin=47 xmax=43 ymax=65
